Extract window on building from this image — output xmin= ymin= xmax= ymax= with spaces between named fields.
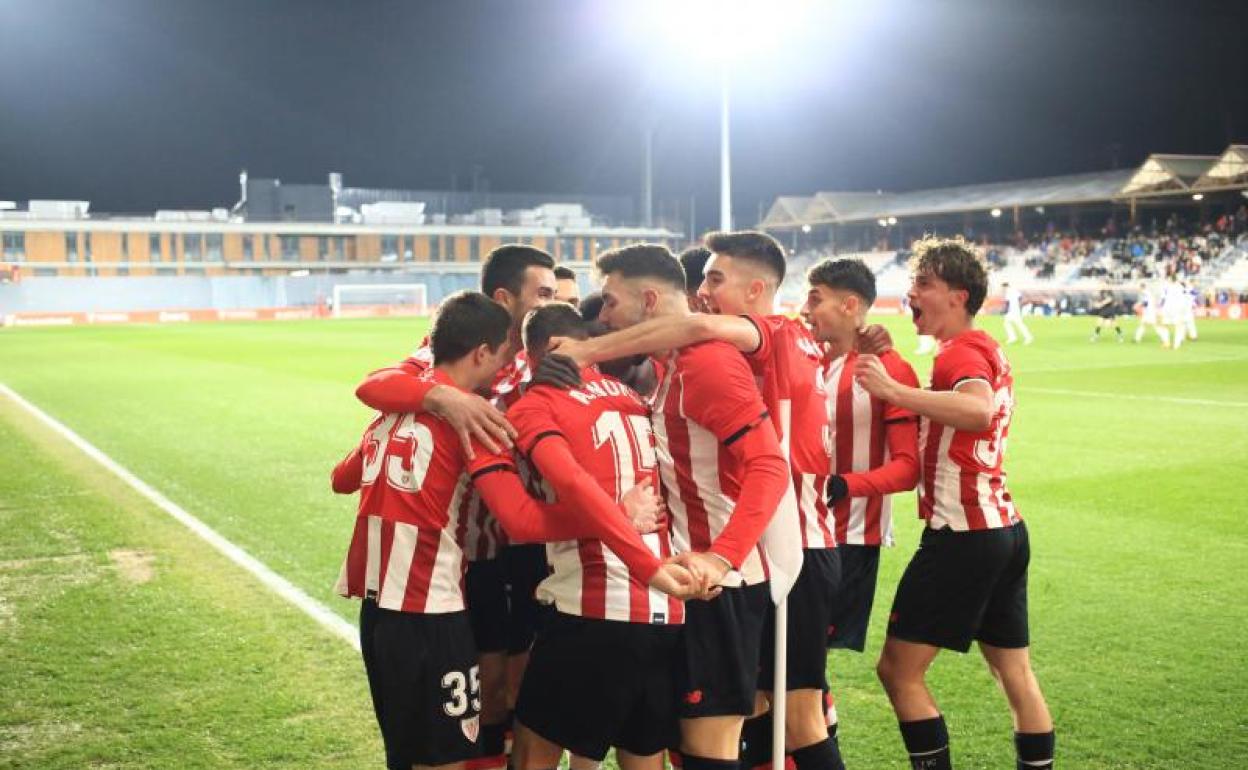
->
xmin=429 ymin=235 xmax=441 ymax=262
xmin=119 ymin=233 xmax=129 ymax=261
xmin=117 ymin=264 xmax=129 ymax=277
xmin=444 ymin=237 xmax=457 ymax=261
xmin=381 ymin=235 xmax=399 ymax=261
xmin=34 ymin=266 xmax=58 ymax=277
xmin=205 ymin=233 xmax=223 ymax=261
xmin=335 ymin=236 xmax=347 ymax=259
xmin=242 ymin=234 xmax=253 ymax=260
xmin=183 ymin=233 xmax=202 ymax=260
xmin=149 ymin=233 xmax=162 ymax=263
xmin=318 ymin=236 xmax=329 ymax=260
xmin=66 ymin=233 xmax=78 ymax=262
xmin=281 ymin=235 xmax=300 ymax=261
xmin=2 ymin=231 xmax=24 ymax=261
xmin=403 ymin=235 xmax=414 ymax=261
xmin=82 ymin=232 xmax=93 ymax=263
xmin=469 ymin=236 xmax=480 ymax=261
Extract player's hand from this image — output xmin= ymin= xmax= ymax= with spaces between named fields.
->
xmin=856 ymin=324 xmax=894 ymax=355
xmin=672 ymin=551 xmax=732 ymax=599
xmin=546 ymin=336 xmax=595 ymax=368
xmin=620 ymin=477 xmax=663 ymax=534
xmin=531 ymin=352 xmax=582 ymax=390
xmin=426 ymin=385 xmax=515 ymax=458
xmin=648 ymin=562 xmax=699 ymax=600
xmin=853 ymin=354 xmax=899 ymax=401
xmin=825 ymin=474 xmax=849 ymax=506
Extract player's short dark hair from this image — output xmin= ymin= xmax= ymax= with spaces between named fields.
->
xmin=578 ymin=291 xmax=604 ymax=322
xmin=807 ymin=258 xmax=877 ymax=306
xmin=909 ymin=236 xmax=989 ymax=316
xmin=596 ymin=243 xmax=685 ymax=291
xmin=430 ymin=291 xmax=512 ymax=364
xmin=704 ymin=230 xmax=787 ymax=283
xmin=481 ymin=245 xmax=556 ymax=298
xmin=678 ymin=246 xmax=712 ymax=293
xmin=554 ymin=264 xmax=577 ymax=281
xmin=523 ymin=302 xmax=588 ymax=356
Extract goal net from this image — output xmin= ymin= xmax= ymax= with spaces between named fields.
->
xmin=331 ymin=283 xmax=430 ymax=318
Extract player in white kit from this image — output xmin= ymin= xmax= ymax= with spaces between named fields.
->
xmin=1000 ymin=282 xmax=1033 ymax=345
xmin=1132 ymin=282 xmax=1169 ymax=346
xmin=1161 ymin=277 xmax=1188 ymax=349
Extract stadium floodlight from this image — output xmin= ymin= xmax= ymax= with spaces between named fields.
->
xmin=887 ymin=216 xmax=898 ymax=225
xmin=991 ymin=208 xmax=1003 ymax=218
xmin=801 ymin=223 xmax=812 ymax=233
xmin=638 ymin=0 xmax=813 ymax=230
xmin=1035 ymin=206 xmax=1045 ymax=214
xmin=1191 ymin=193 xmax=1204 ymax=201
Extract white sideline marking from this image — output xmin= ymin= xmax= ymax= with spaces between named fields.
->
xmin=1019 ymin=386 xmax=1248 ymax=409
xmin=0 ymin=382 xmax=360 ymax=652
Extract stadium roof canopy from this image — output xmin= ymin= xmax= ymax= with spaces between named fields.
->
xmin=1118 ymin=154 xmax=1217 ymax=197
xmin=1192 ymin=145 xmax=1248 ymax=191
xmin=761 ymin=144 xmax=1246 ymax=230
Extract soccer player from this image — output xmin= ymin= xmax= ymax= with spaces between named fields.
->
xmin=560 ymin=244 xmax=789 ymax=770
xmin=506 ymin=303 xmax=694 ymax=770
xmin=554 ymin=234 xmax=842 ymax=770
xmin=1183 ymin=281 xmax=1199 ymax=342
xmin=853 ymin=237 xmax=1054 ymax=770
xmin=799 ymin=258 xmax=920 ymax=665
xmin=353 ymin=244 xmax=557 ymax=769
xmin=554 ymin=264 xmax=581 ymax=306
xmin=332 ymin=291 xmax=692 ymax=770
xmin=1001 ymin=282 xmax=1034 ymax=345
xmin=1161 ymin=276 xmax=1188 ymax=349
xmin=1132 ymin=282 xmax=1169 ymax=346
xmin=1089 ymin=289 xmax=1124 ymax=343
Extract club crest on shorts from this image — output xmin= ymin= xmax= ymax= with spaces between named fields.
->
xmin=461 ymin=714 xmax=480 ymax=742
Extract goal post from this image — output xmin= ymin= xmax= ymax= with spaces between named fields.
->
xmin=331 ymin=283 xmax=429 ymax=319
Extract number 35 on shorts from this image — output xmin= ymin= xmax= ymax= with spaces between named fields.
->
xmin=441 ymin=664 xmax=481 ymax=717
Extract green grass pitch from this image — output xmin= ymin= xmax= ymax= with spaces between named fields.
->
xmin=2 ymin=314 xmax=1246 ymax=768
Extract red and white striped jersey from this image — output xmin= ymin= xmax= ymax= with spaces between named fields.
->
xmin=335 ymin=369 xmax=507 ymax=613
xmin=823 ymin=349 xmax=920 ymax=546
xmin=373 ymin=342 xmax=531 ymax=562
xmin=508 ymin=368 xmax=683 ymax=624
xmin=650 ymin=340 xmax=771 ymax=584
xmin=744 ymin=314 xmax=835 ymax=550
xmin=919 ymin=330 xmax=1021 ymax=531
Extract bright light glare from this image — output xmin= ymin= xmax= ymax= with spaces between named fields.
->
xmin=643 ymin=0 xmax=814 ymax=63
xmin=801 ymin=224 xmax=812 ymax=233
xmin=877 ymin=218 xmax=888 ymax=227
xmin=1191 ymin=193 xmax=1204 ymax=201
xmin=887 ymin=216 xmax=897 ymax=225
xmin=990 ymin=208 xmax=1002 ymax=218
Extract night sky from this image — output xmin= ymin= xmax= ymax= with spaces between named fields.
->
xmin=1 ymin=0 xmax=1245 ymax=225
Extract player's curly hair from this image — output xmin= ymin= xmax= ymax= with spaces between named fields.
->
xmin=909 ymin=236 xmax=989 ymax=316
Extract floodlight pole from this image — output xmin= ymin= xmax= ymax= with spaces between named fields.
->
xmin=720 ymin=61 xmax=732 ymax=231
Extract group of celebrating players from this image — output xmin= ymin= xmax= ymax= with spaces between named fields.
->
xmin=329 ymin=231 xmax=1055 ymax=770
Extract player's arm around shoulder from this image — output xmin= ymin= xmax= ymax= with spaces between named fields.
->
xmin=854 ymin=349 xmax=993 ymax=432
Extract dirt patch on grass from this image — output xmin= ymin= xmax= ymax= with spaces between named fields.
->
xmin=108 ymin=549 xmax=155 ymax=584
xmin=0 ymin=720 xmax=83 ymax=753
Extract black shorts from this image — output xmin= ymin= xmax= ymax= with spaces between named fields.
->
xmin=827 ymin=545 xmax=881 ymax=652
xmin=887 ymin=522 xmax=1031 ymax=653
xmin=759 ymin=548 xmax=841 ymax=691
xmin=516 ymin=612 xmax=681 ymax=760
xmin=677 ymin=582 xmax=770 ymax=718
xmin=503 ymin=544 xmax=550 ymax=654
xmin=466 ymin=557 xmax=508 ymax=653
xmin=359 ymin=600 xmax=481 ymax=770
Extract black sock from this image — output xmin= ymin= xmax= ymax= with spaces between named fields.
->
xmin=481 ymin=720 xmax=507 ymax=757
xmin=738 ymin=713 xmax=771 ymax=770
xmin=682 ymin=753 xmax=740 ymax=770
xmin=792 ymin=737 xmax=845 ymax=770
xmin=1015 ymin=730 xmax=1055 ymax=769
xmin=898 ymin=716 xmax=951 ymax=770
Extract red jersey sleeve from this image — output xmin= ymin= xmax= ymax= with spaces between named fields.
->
xmin=842 ymin=418 xmax=919 ymax=498
xmin=355 ymin=358 xmax=437 ymax=413
xmin=505 ymin=393 xmax=565 ymax=456
xmin=933 ymin=340 xmax=994 ymax=391
xmin=679 ymin=342 xmax=771 ymax=444
xmin=880 ymin=351 xmax=921 ymax=422
xmin=330 ymin=446 xmax=364 ymax=494
xmin=739 ymin=313 xmax=774 ymax=369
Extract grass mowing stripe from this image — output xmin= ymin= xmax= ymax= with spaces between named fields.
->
xmin=0 ymin=381 xmax=359 ymax=652
xmin=1018 ymin=386 xmax=1248 ymax=408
